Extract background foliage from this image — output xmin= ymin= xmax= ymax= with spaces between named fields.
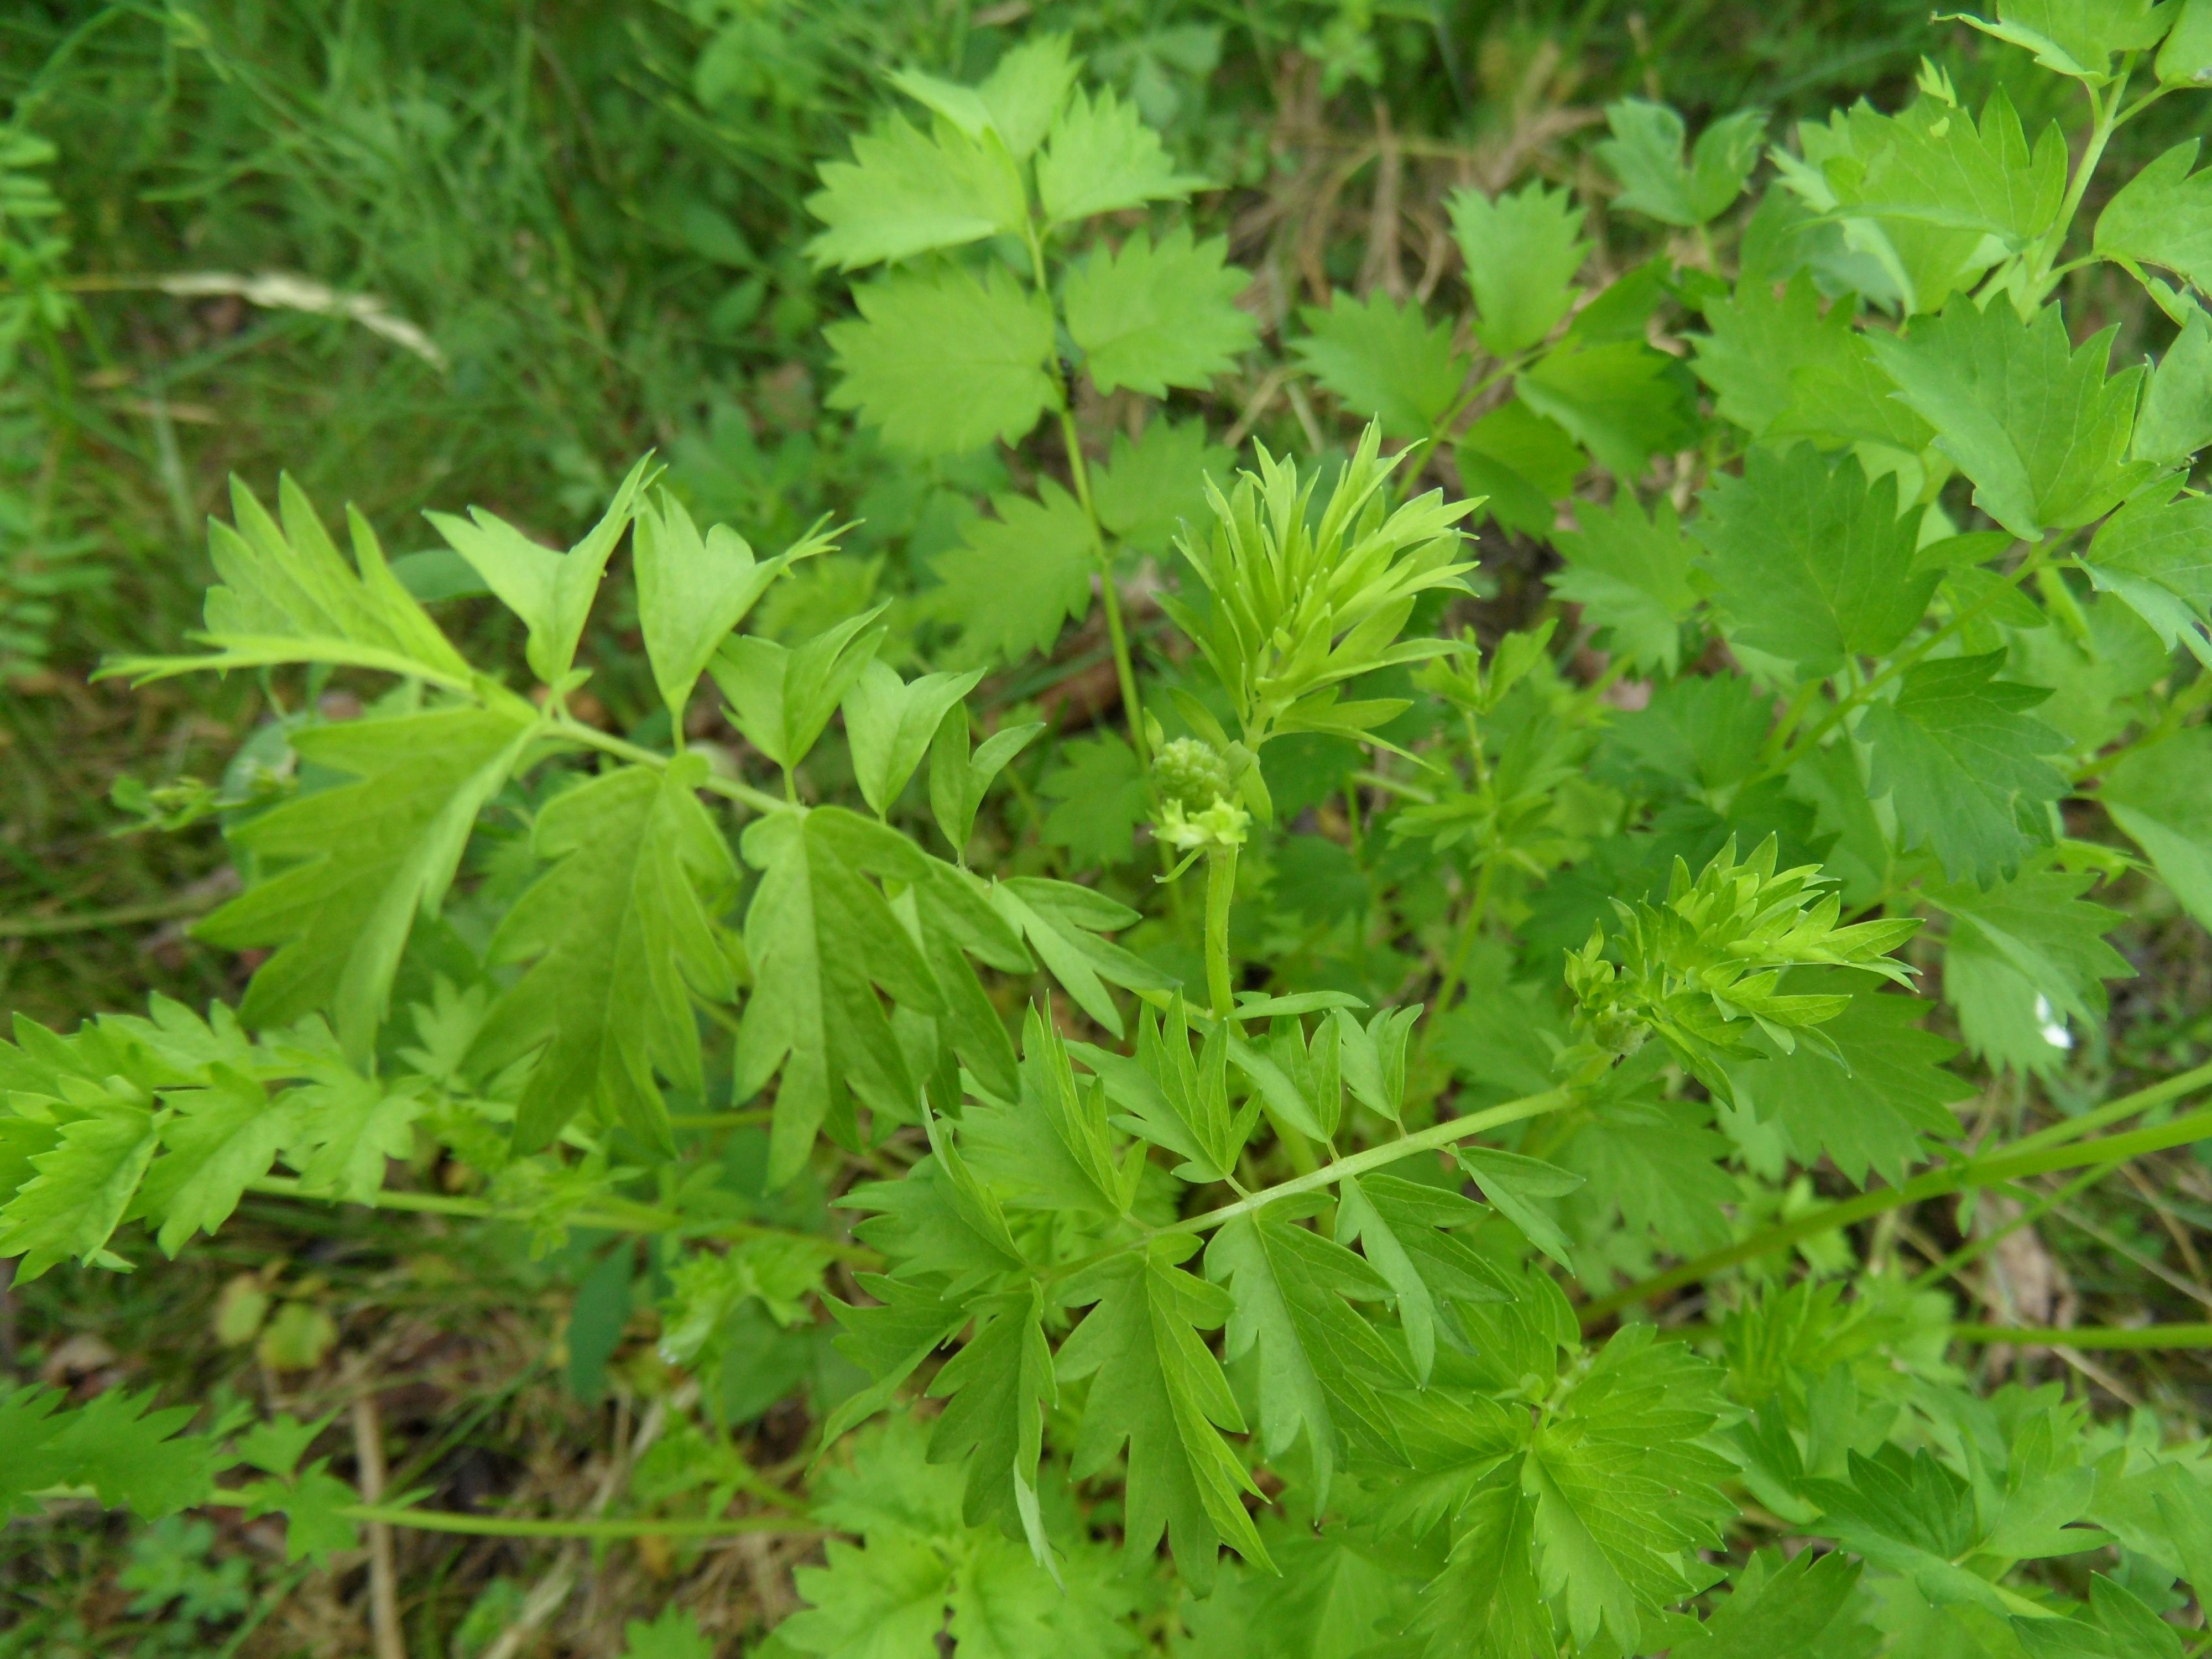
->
xmin=9 ymin=1 xmax=2212 ymax=1656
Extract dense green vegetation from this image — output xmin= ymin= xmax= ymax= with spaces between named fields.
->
xmin=9 ymin=2 xmax=2212 ymax=1655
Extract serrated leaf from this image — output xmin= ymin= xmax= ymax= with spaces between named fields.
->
xmin=136 ymin=1067 xmax=299 ymax=1254
xmin=2162 ymin=0 xmax=2212 ymax=82
xmin=1597 ymin=101 xmax=1765 ymax=227
xmin=822 ymin=1276 xmax=967 ymax=1447
xmin=930 ymin=481 xmax=1095 ymax=666
xmin=1457 ymin=1146 xmax=1584 ymax=1272
xmin=1688 ymin=1548 xmax=1876 ymax=1659
xmin=1206 ymin=1203 xmax=1409 ymax=1508
xmin=426 ymin=456 xmax=652 ymax=686
xmin=1694 ymin=446 xmax=1937 ymax=676
xmin=1860 ymin=653 xmax=2069 ymax=884
xmin=805 ymin=113 xmax=1026 ymax=270
xmin=1064 ymin=228 xmax=1254 ymax=397
xmin=2099 ymin=138 xmax=2212 ymax=295
xmin=1548 ymin=491 xmax=1698 ymax=674
xmin=2135 ymin=306 xmax=2212 ymax=465
xmin=1866 ymin=298 xmax=2151 ymax=539
xmin=964 ymin=1009 xmax=1140 ymax=1219
xmin=1058 ymin=1239 xmax=1269 ymax=1592
xmin=826 ymin=265 xmax=1057 ymax=455
xmin=1335 ymin=1171 xmax=1512 ymax=1385
xmin=1851 ymin=87 xmax=2066 ymax=247
xmin=1294 ymin=291 xmax=1467 ymax=439
xmin=1526 ymin=1327 xmax=1734 ymax=1651
xmin=990 ymin=877 xmax=1175 ymax=1039
xmin=715 ymin=607 xmax=889 ymax=772
xmin=105 ymin=476 xmax=473 ymax=688
xmin=619 ymin=1606 xmax=717 ymax=1659
xmin=0 ymin=1385 xmax=227 ymax=1519
xmin=783 ymin=1535 xmax=951 ymax=1658
xmin=844 ymin=662 xmax=985 ymax=818
xmin=1726 ymin=982 xmax=1971 ymax=1185
xmin=1558 ymin=1095 xmax=1737 ymax=1256
xmin=1458 ymin=398 xmax=1587 ymax=535
xmin=1036 ymin=87 xmax=1203 ymax=224
xmin=1091 ymin=419 xmax=1229 ymax=555
xmin=1516 ymin=341 xmax=1693 ymax=479
xmin=892 ymin=36 xmax=1077 ymax=161
xmin=2079 ymin=482 xmax=2212 ymax=665
xmin=469 ymin=758 xmax=739 ymax=1152
xmin=635 ymin=491 xmax=820 ymax=724
xmin=2104 ymin=727 xmax=2212 ymax=927
xmin=1931 ymin=863 xmax=2132 ymax=1070
xmin=196 ymin=704 xmax=536 ymax=1058
xmin=1410 ymin=1464 xmax=1552 ymax=1659
xmin=738 ymin=808 xmax=946 ymax=1185
xmin=927 ymin=1283 xmax=1055 ymax=1551
xmin=0 ymin=1105 xmax=157 ymax=1279
xmin=283 ymin=1068 xmax=427 ymax=1203
xmin=1449 ymin=180 xmax=1588 ymax=356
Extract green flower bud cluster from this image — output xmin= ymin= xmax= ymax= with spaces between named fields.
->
xmin=1152 ymin=735 xmax=1233 ymax=811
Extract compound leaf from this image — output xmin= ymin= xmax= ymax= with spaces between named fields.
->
xmin=805 ymin=113 xmax=1026 ymax=270
xmin=1064 ymin=228 xmax=1254 ymax=397
xmin=1036 ymin=87 xmax=1203 ymax=224
xmin=1449 ymin=181 xmax=1588 ymax=357
xmin=1860 ymin=653 xmax=2069 ymax=884
xmin=471 ymin=757 xmax=740 ymax=1152
xmin=1295 ymin=291 xmax=1467 ymax=440
xmin=827 ymin=266 xmax=1057 ymax=456
xmin=1547 ymin=492 xmax=1698 ymax=673
xmin=2096 ymin=137 xmax=2212 ymax=294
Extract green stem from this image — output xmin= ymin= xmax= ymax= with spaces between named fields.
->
xmin=0 ymin=892 xmax=222 ymax=940
xmin=2033 ymin=64 xmax=2128 ymax=300
xmin=1160 ymin=1082 xmax=1579 ymax=1240
xmin=201 ymin=1495 xmax=816 ymax=1540
xmin=1583 ymin=1093 xmax=2212 ymax=1321
xmin=243 ymin=1176 xmax=878 ymax=1266
xmin=1204 ymin=844 xmax=1239 ymax=1018
xmin=1950 ymin=1323 xmax=2212 ymax=1349
xmin=552 ymin=716 xmax=787 ymax=815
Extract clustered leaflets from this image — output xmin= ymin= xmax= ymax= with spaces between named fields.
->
xmin=13 ymin=11 xmax=2212 ymax=1659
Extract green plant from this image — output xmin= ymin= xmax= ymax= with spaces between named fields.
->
xmin=11 ymin=11 xmax=2212 ymax=1658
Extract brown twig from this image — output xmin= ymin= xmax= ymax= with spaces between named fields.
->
xmin=349 ymin=1393 xmax=406 ymax=1659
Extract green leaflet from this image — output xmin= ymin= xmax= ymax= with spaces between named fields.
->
xmin=738 ymin=807 xmax=947 ymax=1184
xmin=1038 ymin=733 xmax=1150 ymax=869
xmin=618 ymin=1607 xmax=716 ymax=1659
xmin=2095 ymin=137 xmax=2212 ymax=293
xmin=1516 ymin=338 xmax=1694 ymax=479
xmin=1457 ymin=1147 xmax=1584 ymax=1272
xmin=2079 ymin=483 xmax=2212 ymax=666
xmin=1526 ymin=1327 xmax=1735 ymax=1652
xmin=1035 ymin=86 xmax=1203 ymax=225
xmin=0 ymin=1104 xmax=158 ymax=1278
xmin=1204 ymin=1201 xmax=1410 ymax=1507
xmin=1458 ymin=398 xmax=1588 ymax=536
xmin=1410 ymin=1466 xmax=1552 ymax=1659
xmin=1859 ymin=653 xmax=2070 ymax=885
xmin=1726 ymin=981 xmax=1971 ymax=1186
xmin=104 ymin=474 xmax=472 ymax=688
xmin=1334 ymin=1171 xmax=1511 ymax=1384
xmin=1597 ymin=100 xmax=1765 ymax=228
xmin=197 ymin=702 xmax=538 ymax=1059
xmin=989 ymin=876 xmax=1175 ymax=1039
xmin=928 ymin=702 xmax=1043 ymax=860
xmin=930 ymin=481 xmax=1095 ymax=665
xmin=2134 ymin=306 xmax=2212 ymax=465
xmin=826 ymin=265 xmax=1058 ymax=455
xmin=280 ymin=1065 xmax=428 ymax=1204
xmin=1547 ymin=491 xmax=1698 ymax=673
xmin=891 ymin=35 xmax=1077 ymax=161
xmin=134 ymin=1066 xmax=300 ymax=1254
xmin=634 ymin=491 xmax=826 ymax=726
xmin=1866 ymin=298 xmax=2151 ymax=539
xmin=0 ymin=1385 xmax=227 ymax=1520
xmin=1063 ymin=228 xmax=1254 ymax=398
xmin=1293 ymin=291 xmax=1466 ymax=439
xmin=1076 ymin=993 xmax=1255 ymax=1183
xmin=1929 ymin=863 xmax=2132 ymax=1071
xmin=470 ymin=758 xmax=739 ymax=1152
xmin=427 ymin=456 xmax=653 ymax=686
xmin=804 ymin=113 xmax=1027 ymax=271
xmin=1058 ymin=1238 xmax=1270 ymax=1591
xmin=963 ymin=1008 xmax=1142 ymax=1219
xmin=2103 ymin=727 xmax=2212 ymax=927
xmin=1448 ymin=180 xmax=1588 ymax=357
xmin=1682 ymin=1548 xmax=1877 ymax=1658
xmin=1848 ymin=86 xmax=2066 ymax=248
xmin=1694 ymin=446 xmax=1937 ymax=675
xmin=927 ymin=1283 xmax=1055 ymax=1552
xmin=1089 ymin=419 xmax=1231 ymax=555
xmin=712 ymin=607 xmax=888 ymax=771
xmin=844 ymin=662 xmax=985 ymax=818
